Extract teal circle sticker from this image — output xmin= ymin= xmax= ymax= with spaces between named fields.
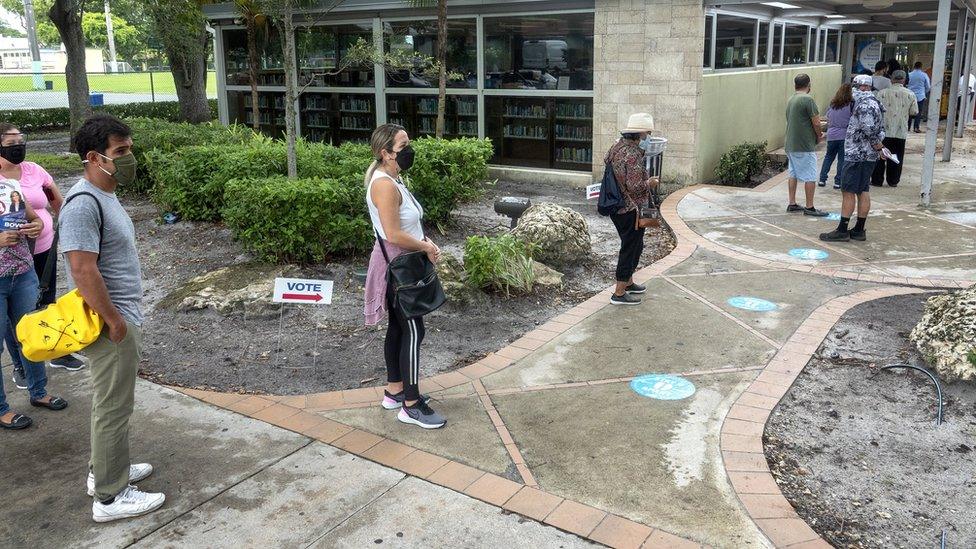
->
xmin=727 ymin=296 xmax=778 ymax=312
xmin=789 ymin=248 xmax=829 ymax=260
xmin=630 ymin=374 xmax=696 ymax=400
xmin=825 ymin=213 xmax=841 ymax=221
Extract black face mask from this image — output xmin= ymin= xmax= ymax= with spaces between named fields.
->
xmin=0 ymin=144 xmax=26 ymax=165
xmin=395 ymin=145 xmax=415 ymax=172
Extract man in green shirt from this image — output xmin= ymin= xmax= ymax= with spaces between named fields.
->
xmin=785 ymin=73 xmax=828 ymax=217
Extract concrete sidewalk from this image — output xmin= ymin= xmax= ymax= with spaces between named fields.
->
xmin=0 ymin=372 xmax=594 ymax=548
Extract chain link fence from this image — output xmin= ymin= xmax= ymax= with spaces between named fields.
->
xmin=0 ymin=71 xmax=217 ymax=111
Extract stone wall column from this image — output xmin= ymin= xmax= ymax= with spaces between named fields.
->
xmin=592 ymin=0 xmax=705 ymax=185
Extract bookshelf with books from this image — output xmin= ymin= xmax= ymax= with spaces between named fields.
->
xmin=385 ymin=95 xmax=478 ymax=139
xmin=337 ymin=94 xmax=376 ymax=144
xmin=486 ymin=97 xmax=593 ymax=171
xmin=299 ymin=93 xmax=333 ymax=144
xmin=228 ymin=90 xmax=288 ymax=139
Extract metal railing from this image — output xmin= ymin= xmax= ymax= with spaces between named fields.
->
xmin=0 ymin=70 xmax=217 ymax=111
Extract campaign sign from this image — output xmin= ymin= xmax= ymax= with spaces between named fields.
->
xmin=630 ymin=374 xmax=696 ymax=401
xmin=727 ymin=296 xmax=778 ymax=312
xmin=789 ymin=248 xmax=829 ymax=261
xmin=0 ymin=179 xmax=27 ymax=231
xmin=273 ymin=278 xmax=333 ymax=304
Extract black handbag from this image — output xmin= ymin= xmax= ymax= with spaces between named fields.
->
xmin=376 ymin=232 xmax=446 ymax=320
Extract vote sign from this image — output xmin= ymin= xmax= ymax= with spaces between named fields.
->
xmin=273 ymin=278 xmax=333 ymax=304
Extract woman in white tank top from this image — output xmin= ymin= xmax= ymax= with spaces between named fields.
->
xmin=362 ymin=123 xmax=447 ymax=430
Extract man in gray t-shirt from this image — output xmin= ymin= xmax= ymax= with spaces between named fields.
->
xmin=60 ymin=179 xmax=143 ymax=326
xmin=61 ymin=114 xmax=165 ymax=523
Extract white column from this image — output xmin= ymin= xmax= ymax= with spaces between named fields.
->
xmin=921 ymin=0 xmax=952 ymax=206
xmin=214 ymin=26 xmax=229 ymax=125
xmin=943 ymin=9 xmax=967 ymax=161
xmin=958 ymin=14 xmax=975 ymax=136
xmin=373 ymin=17 xmax=386 ymax=125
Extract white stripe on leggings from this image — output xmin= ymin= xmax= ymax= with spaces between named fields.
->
xmin=408 ymin=319 xmax=418 ymax=386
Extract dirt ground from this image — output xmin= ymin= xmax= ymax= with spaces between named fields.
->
xmin=47 ymin=153 xmax=673 ymax=395
xmin=764 ymin=293 xmax=976 ymax=549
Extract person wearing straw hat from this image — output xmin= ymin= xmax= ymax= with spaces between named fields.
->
xmin=603 ymin=112 xmax=658 ymax=306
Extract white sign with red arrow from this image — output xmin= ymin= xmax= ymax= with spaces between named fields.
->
xmin=273 ymin=277 xmax=333 ymax=305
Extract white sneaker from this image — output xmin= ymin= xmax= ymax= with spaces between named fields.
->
xmin=92 ymin=485 xmax=165 ymax=523
xmin=87 ymin=463 xmax=154 ymax=496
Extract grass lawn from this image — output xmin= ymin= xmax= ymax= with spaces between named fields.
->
xmin=26 ymin=153 xmax=82 ymax=174
xmin=0 ymin=72 xmax=217 ymax=96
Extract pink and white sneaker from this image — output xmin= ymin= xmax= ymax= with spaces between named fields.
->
xmin=380 ymin=390 xmax=431 ymax=410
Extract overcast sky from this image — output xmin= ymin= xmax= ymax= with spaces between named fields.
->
xmin=1 ymin=8 xmax=26 ymax=33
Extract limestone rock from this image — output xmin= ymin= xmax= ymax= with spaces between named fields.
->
xmin=511 ymin=203 xmax=591 ymax=267
xmin=531 ymin=260 xmax=564 ymax=288
xmin=437 ymin=252 xmax=487 ymax=306
xmin=909 ymin=285 xmax=976 ymax=382
xmin=160 ymin=262 xmax=295 ymax=317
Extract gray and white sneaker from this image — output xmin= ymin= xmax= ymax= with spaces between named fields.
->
xmin=11 ymin=366 xmax=27 ymax=390
xmin=397 ymin=401 xmax=446 ymax=429
xmin=610 ymin=293 xmax=641 ymax=306
xmin=92 ymin=485 xmax=165 ymax=523
xmin=87 ymin=463 xmax=154 ymax=496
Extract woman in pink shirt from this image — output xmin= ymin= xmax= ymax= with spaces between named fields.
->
xmin=0 ymin=123 xmax=86 ymax=381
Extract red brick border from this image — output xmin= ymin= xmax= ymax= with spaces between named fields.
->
xmin=719 ymin=286 xmax=928 ymax=548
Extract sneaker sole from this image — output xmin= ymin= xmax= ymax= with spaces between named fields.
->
xmin=397 ymin=413 xmax=446 ymax=429
xmin=625 ymin=289 xmax=646 ymax=295
xmin=92 ymin=497 xmax=165 ymax=523
xmin=609 ymin=299 xmax=641 ymax=306
xmin=849 ymin=235 xmax=866 ymax=241
xmin=381 ymin=401 xmax=402 ymax=410
xmin=820 ymin=236 xmax=850 ymax=242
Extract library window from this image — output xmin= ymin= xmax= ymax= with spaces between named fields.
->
xmin=758 ymin=21 xmax=770 ymax=65
xmin=223 ymin=27 xmax=284 ymax=86
xmin=704 ymin=15 xmax=713 ymax=68
xmin=297 ymin=24 xmax=374 ymax=87
xmin=483 ymin=13 xmax=594 ymax=91
xmin=386 ymin=94 xmax=478 ymax=138
xmin=485 ymin=97 xmax=592 ymax=170
xmin=384 ymin=19 xmax=477 ymax=88
xmin=772 ymin=24 xmax=784 ymax=64
xmin=784 ymin=24 xmax=809 ymax=65
xmin=715 ymin=14 xmax=756 ymax=70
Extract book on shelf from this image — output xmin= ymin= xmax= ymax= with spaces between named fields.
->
xmin=555 ymin=102 xmax=590 ymax=119
xmin=504 ymin=103 xmax=546 ymax=118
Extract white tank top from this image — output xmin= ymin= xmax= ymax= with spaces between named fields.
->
xmin=367 ymin=168 xmax=424 ymax=241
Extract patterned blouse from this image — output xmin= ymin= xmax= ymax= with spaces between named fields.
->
xmin=603 ymin=139 xmax=649 ymax=215
xmin=845 ymin=89 xmax=886 ymax=163
xmin=0 ymin=237 xmax=34 ymax=278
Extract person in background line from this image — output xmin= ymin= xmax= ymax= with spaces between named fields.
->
xmin=907 ymin=62 xmax=931 ymax=133
xmin=61 ymin=115 xmax=162 ymax=522
xmin=886 ymin=59 xmax=902 ymax=77
xmin=821 ymin=75 xmax=884 ymax=243
xmin=363 ymin=123 xmax=446 ymax=429
xmin=873 ymin=70 xmax=917 ymax=188
xmin=0 ymin=124 xmax=87 ymax=395
xmin=785 ymin=73 xmax=828 ymax=217
xmin=872 ymin=61 xmax=891 ymax=92
xmin=604 ymin=112 xmax=657 ymax=306
xmin=0 ymin=126 xmax=66 ymax=431
xmin=819 ymin=83 xmax=854 ymax=190
xmin=959 ymin=72 xmax=975 ymax=117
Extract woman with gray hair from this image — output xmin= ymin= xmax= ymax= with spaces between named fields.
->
xmin=603 ymin=113 xmax=658 ymax=306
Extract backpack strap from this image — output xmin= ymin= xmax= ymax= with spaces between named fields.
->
xmin=63 ymin=191 xmax=105 ymax=255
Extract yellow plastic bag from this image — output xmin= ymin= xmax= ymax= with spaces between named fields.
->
xmin=17 ymin=289 xmax=103 ymax=362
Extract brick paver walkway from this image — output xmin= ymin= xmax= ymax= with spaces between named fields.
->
xmin=178 ymin=152 xmax=976 ymax=548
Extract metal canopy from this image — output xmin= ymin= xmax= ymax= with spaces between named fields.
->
xmin=706 ymin=0 xmax=976 ymax=32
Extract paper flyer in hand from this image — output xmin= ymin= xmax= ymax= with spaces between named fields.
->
xmin=0 ymin=179 xmax=28 ymax=231
xmin=881 ymin=148 xmax=900 ymax=165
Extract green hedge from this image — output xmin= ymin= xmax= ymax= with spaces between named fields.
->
xmin=129 ymin=117 xmax=256 ymax=194
xmin=0 ymin=99 xmax=219 ymax=132
xmin=715 ymin=141 xmax=768 ymax=186
xmin=223 ymin=176 xmax=372 ymax=263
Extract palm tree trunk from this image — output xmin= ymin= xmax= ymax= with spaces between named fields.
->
xmin=246 ymin=13 xmax=261 ymax=131
xmin=434 ymin=0 xmax=447 ymax=139
xmin=48 ymin=0 xmax=92 ymax=147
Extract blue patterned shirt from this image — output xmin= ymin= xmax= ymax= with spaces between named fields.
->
xmin=845 ymin=90 xmax=885 ymax=163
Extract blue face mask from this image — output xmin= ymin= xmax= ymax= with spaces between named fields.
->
xmin=639 ymin=136 xmax=651 ymax=152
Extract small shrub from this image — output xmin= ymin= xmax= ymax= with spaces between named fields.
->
xmin=0 ymin=99 xmax=218 ymax=132
xmin=223 ymin=176 xmax=372 ymax=263
xmin=463 ymin=234 xmax=535 ymax=296
xmin=715 ymin=141 xmax=768 ymax=186
xmin=25 ymin=153 xmax=81 ymax=174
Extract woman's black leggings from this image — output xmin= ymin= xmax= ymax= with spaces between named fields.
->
xmin=384 ymin=277 xmax=424 ymax=401
xmin=611 ymin=209 xmax=646 ymax=283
